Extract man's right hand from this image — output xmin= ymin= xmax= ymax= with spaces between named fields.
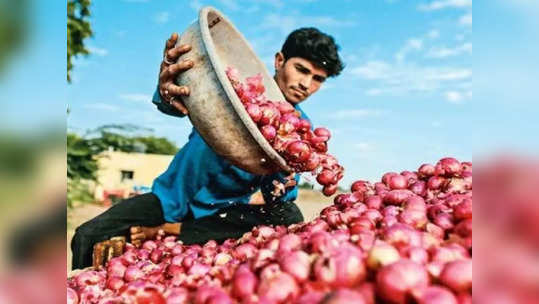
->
xmin=159 ymin=33 xmax=194 ymax=115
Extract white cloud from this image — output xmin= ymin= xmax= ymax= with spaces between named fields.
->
xmin=395 ymin=38 xmax=423 ymax=62
xmin=351 ymin=61 xmax=392 ymax=80
xmin=87 ymin=46 xmax=108 ymax=56
xmin=154 ymin=12 xmax=170 ymax=24
xmin=327 ymin=109 xmax=382 ymax=119
xmin=418 ymin=0 xmax=472 ymax=11
xmin=426 ymin=42 xmax=472 ymax=58
xmin=355 ymin=142 xmax=374 ymax=152
xmin=444 ymin=90 xmax=472 ymax=104
xmin=119 ymin=93 xmax=152 ymax=102
xmin=351 ymin=61 xmax=472 ymax=96
xmin=459 ymin=13 xmax=472 ymax=26
xmin=427 ymin=29 xmax=440 ymax=39
xmin=83 ymin=103 xmax=119 ymax=111
xmin=260 ymin=13 xmax=356 ymax=35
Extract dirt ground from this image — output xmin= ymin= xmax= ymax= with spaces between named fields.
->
xmin=66 ymin=189 xmax=333 ymax=270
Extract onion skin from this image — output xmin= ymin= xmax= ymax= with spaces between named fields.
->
xmin=257 ymin=272 xmax=299 ymax=303
xmin=411 ymin=286 xmax=458 ymax=304
xmin=439 ymin=259 xmax=472 ymax=293
xmin=376 ymin=260 xmax=430 ymax=304
xmin=320 ymin=288 xmax=367 ymax=304
xmin=366 ymin=242 xmax=400 ymax=271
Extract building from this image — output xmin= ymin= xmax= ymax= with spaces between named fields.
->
xmin=93 ymin=150 xmax=173 ymax=203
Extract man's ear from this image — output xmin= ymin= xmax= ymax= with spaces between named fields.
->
xmin=274 ymin=52 xmax=285 ymax=71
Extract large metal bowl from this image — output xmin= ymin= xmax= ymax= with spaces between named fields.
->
xmin=175 ymin=6 xmax=292 ymax=175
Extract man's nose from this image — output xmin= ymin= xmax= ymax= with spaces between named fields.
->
xmin=298 ymin=76 xmax=311 ymax=91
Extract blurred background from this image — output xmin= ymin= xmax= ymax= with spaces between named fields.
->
xmin=0 ymin=0 xmax=537 ymax=302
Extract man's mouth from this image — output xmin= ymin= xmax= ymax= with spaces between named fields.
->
xmin=292 ymin=88 xmax=306 ymax=98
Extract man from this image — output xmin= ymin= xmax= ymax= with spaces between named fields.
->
xmin=71 ymin=27 xmax=344 ymax=270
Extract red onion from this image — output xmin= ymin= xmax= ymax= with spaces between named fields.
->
xmin=440 ymin=259 xmax=472 ymax=293
xmin=427 ymin=176 xmax=446 ymax=190
xmin=296 ymin=291 xmax=325 ymax=304
xmin=388 ymin=174 xmax=407 ymax=190
xmin=454 ymin=219 xmax=472 ymax=238
xmin=314 ymin=127 xmax=331 ymax=140
xmin=233 ymin=243 xmax=257 ymax=261
xmin=257 ymin=272 xmax=299 ymax=303
xmin=409 ymin=180 xmax=427 ymax=196
xmin=365 ymin=195 xmax=382 ymax=209
xmin=418 ymin=163 xmax=435 ymax=179
xmin=317 ymin=170 xmax=336 ymax=186
xmin=246 ymin=103 xmax=262 ymax=122
xmin=435 ymin=157 xmax=461 ymax=177
xmin=285 ymin=140 xmax=312 ymax=163
xmin=260 ymin=125 xmax=277 ymax=142
xmin=67 ymin=287 xmax=79 ymax=304
xmin=383 ymin=223 xmax=422 ymax=249
xmin=402 ymin=246 xmax=428 ymax=265
xmin=453 ymin=199 xmax=472 ymax=220
xmin=279 ymin=250 xmax=311 ymax=282
xmin=105 ymin=276 xmax=125 ymax=291
xmin=366 ymin=242 xmax=400 ymax=270
xmin=323 ymin=184 xmax=338 ymax=196
xmin=313 ymin=244 xmax=366 ymax=288
xmin=383 ymin=189 xmax=414 ymax=205
xmin=376 ymin=260 xmax=430 ymax=304
xmin=321 ymin=288 xmax=367 ymax=304
xmin=411 ymin=286 xmax=458 ymax=304
xmin=232 ymin=264 xmax=258 ymax=300
xmin=165 ymin=287 xmax=189 ymax=304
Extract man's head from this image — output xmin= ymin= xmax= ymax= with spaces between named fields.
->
xmin=274 ymin=27 xmax=344 ymax=105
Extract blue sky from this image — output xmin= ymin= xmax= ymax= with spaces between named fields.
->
xmin=1 ymin=0 xmax=535 ymax=187
xmin=64 ymin=0 xmax=477 ymax=186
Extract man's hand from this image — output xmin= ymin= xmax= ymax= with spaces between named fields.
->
xmin=159 ymin=33 xmax=194 ymax=115
xmin=130 ymin=225 xmax=165 ymax=247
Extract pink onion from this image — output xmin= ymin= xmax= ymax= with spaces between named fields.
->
xmin=260 ymin=125 xmax=277 ymax=142
xmin=313 ymin=244 xmax=366 ymax=288
xmin=279 ymin=250 xmax=311 ymax=282
xmin=257 ymin=272 xmax=299 ymax=303
xmin=321 ymin=288 xmax=367 ymax=304
xmin=232 ymin=264 xmax=258 ymax=300
xmin=418 ymin=163 xmax=435 ymax=179
xmin=388 ymin=175 xmax=408 ymax=190
xmin=440 ymin=259 xmax=472 ymax=293
xmin=366 ymin=242 xmax=400 ymax=270
xmin=376 ymin=259 xmax=430 ymax=304
xmin=411 ymin=286 xmax=458 ymax=304
xmin=67 ymin=287 xmax=79 ymax=304
xmin=246 ymin=103 xmax=262 ymax=122
xmin=365 ymin=195 xmax=382 ymax=209
xmin=383 ymin=189 xmax=414 ymax=205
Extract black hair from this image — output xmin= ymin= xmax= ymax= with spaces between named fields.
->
xmin=281 ymin=27 xmax=345 ymax=77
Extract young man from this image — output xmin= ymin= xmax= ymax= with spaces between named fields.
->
xmin=71 ymin=27 xmax=344 ymax=270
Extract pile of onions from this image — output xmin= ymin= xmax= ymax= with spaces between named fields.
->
xmin=68 ymin=157 xmax=472 ymax=303
xmin=225 ymin=67 xmax=344 ymax=196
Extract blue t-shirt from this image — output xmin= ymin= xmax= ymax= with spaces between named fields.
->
xmin=151 ymin=90 xmax=307 ymax=222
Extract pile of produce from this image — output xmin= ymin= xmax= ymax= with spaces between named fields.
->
xmin=68 ymin=157 xmax=472 ymax=304
xmin=225 ymin=68 xmax=344 ymax=196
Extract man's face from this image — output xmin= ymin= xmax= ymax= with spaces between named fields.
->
xmin=274 ymin=53 xmax=328 ymax=105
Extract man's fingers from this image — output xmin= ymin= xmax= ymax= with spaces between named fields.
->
xmin=164 ymin=33 xmax=179 ymax=53
xmin=169 ymin=60 xmax=194 ymax=75
xmin=131 ymin=232 xmax=145 ymax=242
xmin=132 ymin=240 xmax=141 ymax=248
xmin=171 ymin=100 xmax=189 ymax=115
xmin=167 ymin=44 xmax=192 ymax=61
xmin=159 ymin=60 xmax=193 ymax=82
xmin=167 ymin=83 xmax=190 ymax=96
xmin=130 ymin=226 xmax=140 ymax=234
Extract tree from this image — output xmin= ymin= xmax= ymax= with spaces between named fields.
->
xmin=67 ymin=0 xmax=92 ymax=82
xmin=0 ymin=0 xmax=27 ymax=76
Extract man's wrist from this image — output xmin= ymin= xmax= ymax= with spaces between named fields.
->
xmin=162 ymin=222 xmax=181 ymax=235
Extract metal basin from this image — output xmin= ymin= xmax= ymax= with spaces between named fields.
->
xmin=176 ymin=6 xmax=292 ymax=175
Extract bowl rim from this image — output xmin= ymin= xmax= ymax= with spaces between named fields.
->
xmin=197 ymin=6 xmax=293 ymax=174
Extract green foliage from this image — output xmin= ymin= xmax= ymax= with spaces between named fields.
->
xmin=0 ymin=0 xmax=27 ymax=76
xmin=67 ymin=0 xmax=92 ymax=82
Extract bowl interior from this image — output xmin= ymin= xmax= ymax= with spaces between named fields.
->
xmin=200 ymin=8 xmax=292 ymax=172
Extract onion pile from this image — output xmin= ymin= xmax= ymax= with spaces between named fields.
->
xmin=68 ymin=157 xmax=472 ymax=303
xmin=225 ymin=68 xmax=344 ymax=196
